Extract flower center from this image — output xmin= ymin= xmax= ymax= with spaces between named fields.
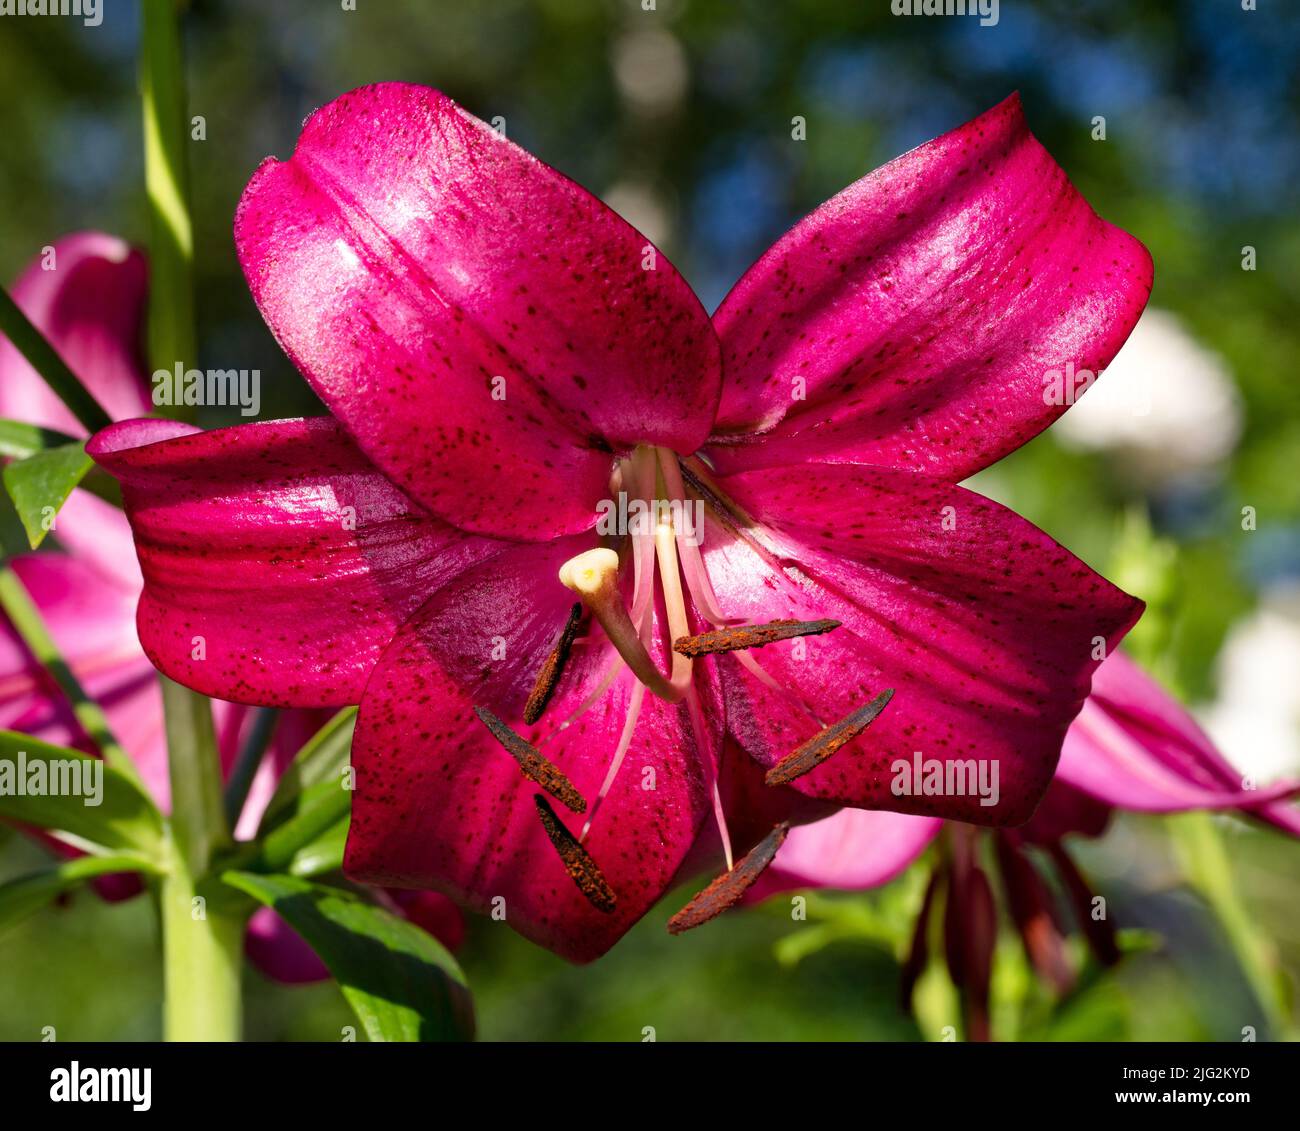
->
xmin=474 ymin=444 xmax=894 ymax=925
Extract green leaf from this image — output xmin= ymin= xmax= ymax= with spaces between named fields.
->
xmin=0 ymin=852 xmax=162 ymax=932
xmin=286 ymin=819 xmax=348 ymax=878
xmin=2 ymin=441 xmax=93 ymax=549
xmin=222 ymin=871 xmax=474 ymax=1042
xmin=0 ymin=732 xmax=164 ymax=854
xmin=0 ymin=419 xmax=79 ymax=461
xmin=259 ymin=707 xmax=356 ymax=834
xmin=0 ymin=288 xmax=113 ymax=434
xmin=246 ymin=776 xmax=352 ymax=874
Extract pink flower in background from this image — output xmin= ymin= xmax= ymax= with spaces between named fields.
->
xmin=89 ymin=85 xmax=1151 ymax=962
xmin=747 ymin=649 xmax=1300 ymax=1039
xmin=1057 ymin=650 xmax=1300 ymax=834
xmin=0 ymin=233 xmax=461 ymax=981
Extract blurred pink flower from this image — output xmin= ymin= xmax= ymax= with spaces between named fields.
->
xmin=0 ymin=233 xmax=462 ymax=981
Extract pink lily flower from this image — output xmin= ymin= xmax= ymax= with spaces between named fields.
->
xmin=0 ymin=234 xmax=460 ymax=980
xmin=749 ymin=650 xmax=1300 ymax=1038
xmin=88 ymin=85 xmax=1151 ymax=962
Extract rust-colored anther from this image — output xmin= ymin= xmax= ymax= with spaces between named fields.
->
xmin=764 ymin=689 xmax=895 ymax=787
xmin=474 ymin=706 xmax=587 ymax=813
xmin=667 ymin=821 xmax=791 ymax=934
xmin=523 ymin=603 xmax=584 ymax=725
xmin=533 ymin=795 xmax=617 ymax=914
xmin=672 ymin=618 xmax=841 ymax=658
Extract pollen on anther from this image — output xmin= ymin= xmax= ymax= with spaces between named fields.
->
xmin=667 ymin=822 xmax=791 ymax=934
xmin=523 ymin=603 xmax=584 ymax=724
xmin=672 ymin=618 xmax=841 ymax=658
xmin=473 ymin=706 xmax=587 ymax=813
xmin=533 ymin=795 xmax=618 ymax=914
xmin=765 ymin=689 xmax=895 ymax=787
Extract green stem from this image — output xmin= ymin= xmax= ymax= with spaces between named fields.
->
xmin=0 ymin=289 xmax=113 ymax=434
xmin=140 ymin=0 xmax=242 ymax=1040
xmin=0 ymin=564 xmax=145 ymax=790
xmin=1169 ymin=811 xmax=1297 ymax=1040
xmin=160 ymin=840 xmax=244 ymax=1042
xmin=159 ymin=677 xmax=242 ymax=1040
xmin=140 ymin=0 xmax=196 ymax=381
xmin=161 ymin=676 xmax=229 ymax=873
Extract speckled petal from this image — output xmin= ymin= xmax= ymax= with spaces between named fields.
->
xmin=344 ymin=536 xmax=716 ymax=963
xmin=235 ymin=83 xmax=720 ymax=539
xmin=708 ymin=94 xmax=1153 ymax=479
xmin=88 ymin=416 xmax=504 ymax=707
xmin=701 ymin=462 xmax=1144 ymax=824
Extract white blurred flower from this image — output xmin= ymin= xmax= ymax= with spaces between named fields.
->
xmin=612 ymin=29 xmax=688 ymax=115
xmin=1055 ymin=307 xmax=1242 ymax=486
xmin=1199 ymin=585 xmax=1300 ymax=784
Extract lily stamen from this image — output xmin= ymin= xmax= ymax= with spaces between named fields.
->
xmin=652 ymin=514 xmax=695 ymax=696
xmin=522 ymin=602 xmax=584 ymax=724
xmin=673 ymin=618 xmax=842 ymax=658
xmin=657 ymin=450 xmax=741 ymax=627
xmin=533 ymin=795 xmax=618 ymax=914
xmin=765 ymin=689 xmax=895 ymax=787
xmin=667 ymin=821 xmax=791 ymax=934
xmin=473 ymin=707 xmax=587 ymax=813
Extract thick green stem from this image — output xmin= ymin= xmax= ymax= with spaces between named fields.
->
xmin=159 ymin=676 xmax=242 ymax=1040
xmin=139 ymin=0 xmax=242 ymax=1040
xmin=140 ymin=0 xmax=196 ymax=382
xmin=0 ymin=564 xmax=145 ymax=790
xmin=160 ymin=841 xmax=244 ymax=1042
xmin=0 ymin=289 xmax=114 ymax=434
xmin=161 ymin=676 xmax=229 ymax=873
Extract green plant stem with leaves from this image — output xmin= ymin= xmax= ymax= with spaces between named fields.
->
xmin=139 ymin=0 xmax=251 ymax=1041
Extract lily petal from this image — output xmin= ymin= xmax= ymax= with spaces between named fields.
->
xmin=701 ymin=462 xmax=1143 ymax=824
xmin=88 ymin=416 xmax=503 ymax=707
xmin=344 ymin=536 xmax=716 ymax=963
xmin=49 ymin=489 xmax=143 ymax=596
xmin=707 ymin=94 xmax=1152 ymax=480
xmin=1058 ymin=650 xmax=1300 ymax=834
xmin=1015 ymin=778 xmax=1113 ymax=843
xmin=235 ymin=82 xmax=720 ymax=539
